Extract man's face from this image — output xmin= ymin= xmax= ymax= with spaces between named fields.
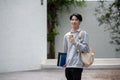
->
xmin=70 ymin=16 xmax=80 ymax=29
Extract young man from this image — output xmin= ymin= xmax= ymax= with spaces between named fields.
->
xmin=63 ymin=13 xmax=89 ymax=80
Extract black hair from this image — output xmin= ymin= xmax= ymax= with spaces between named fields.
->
xmin=70 ymin=13 xmax=82 ymax=21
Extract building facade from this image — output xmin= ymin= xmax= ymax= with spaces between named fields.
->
xmin=0 ymin=0 xmax=47 ymax=73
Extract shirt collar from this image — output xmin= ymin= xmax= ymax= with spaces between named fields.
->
xmin=70 ymin=28 xmax=81 ymax=33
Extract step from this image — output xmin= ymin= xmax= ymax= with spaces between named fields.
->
xmin=41 ymin=58 xmax=120 ymax=69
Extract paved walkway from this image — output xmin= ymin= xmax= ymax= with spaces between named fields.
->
xmin=0 ymin=68 xmax=120 ymax=80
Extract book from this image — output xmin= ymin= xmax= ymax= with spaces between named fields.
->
xmin=57 ymin=52 xmax=67 ymax=67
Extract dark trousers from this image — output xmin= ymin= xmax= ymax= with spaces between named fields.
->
xmin=65 ymin=68 xmax=83 ymax=80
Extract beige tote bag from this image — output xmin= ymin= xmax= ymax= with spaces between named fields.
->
xmin=79 ymin=31 xmax=94 ymax=67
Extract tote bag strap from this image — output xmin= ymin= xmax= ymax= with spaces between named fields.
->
xmin=78 ymin=30 xmax=84 ymax=43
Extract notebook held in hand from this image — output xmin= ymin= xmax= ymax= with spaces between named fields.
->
xmin=57 ymin=52 xmax=67 ymax=67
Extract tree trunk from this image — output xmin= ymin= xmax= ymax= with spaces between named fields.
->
xmin=47 ymin=40 xmax=55 ymax=59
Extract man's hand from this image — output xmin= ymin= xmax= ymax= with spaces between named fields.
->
xmin=69 ymin=35 xmax=74 ymax=43
xmin=62 ymin=64 xmax=66 ymax=68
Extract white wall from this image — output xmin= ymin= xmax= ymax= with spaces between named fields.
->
xmin=55 ymin=1 xmax=120 ymax=58
xmin=0 ymin=0 xmax=47 ymax=73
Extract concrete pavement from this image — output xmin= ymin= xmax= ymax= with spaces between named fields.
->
xmin=0 ymin=68 xmax=120 ymax=80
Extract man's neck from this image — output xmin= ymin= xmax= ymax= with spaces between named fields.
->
xmin=71 ymin=28 xmax=79 ymax=32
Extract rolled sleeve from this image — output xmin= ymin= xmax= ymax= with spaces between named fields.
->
xmin=73 ymin=31 xmax=89 ymax=53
